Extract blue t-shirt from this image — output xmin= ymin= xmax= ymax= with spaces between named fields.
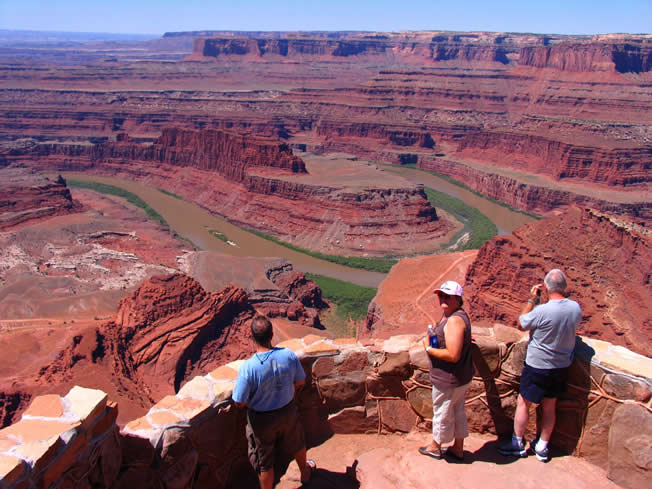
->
xmin=519 ymin=298 xmax=582 ymax=369
xmin=232 ymin=347 xmax=306 ymax=412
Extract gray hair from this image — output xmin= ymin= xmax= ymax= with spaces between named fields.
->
xmin=544 ymin=269 xmax=567 ymax=294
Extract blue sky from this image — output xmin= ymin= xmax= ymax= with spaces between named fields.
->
xmin=0 ymin=0 xmax=650 ymax=36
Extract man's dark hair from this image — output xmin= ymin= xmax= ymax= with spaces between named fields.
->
xmin=250 ymin=315 xmax=273 ymax=346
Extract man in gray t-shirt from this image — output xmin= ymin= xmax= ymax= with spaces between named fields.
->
xmin=499 ymin=269 xmax=581 ymax=462
xmin=520 ymin=297 xmax=581 ymax=370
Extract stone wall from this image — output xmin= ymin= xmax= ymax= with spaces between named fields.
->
xmin=1 ymin=330 xmax=650 ymax=489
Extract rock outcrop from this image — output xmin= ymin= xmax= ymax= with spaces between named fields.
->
xmin=454 ymin=131 xmax=651 ymax=187
xmin=33 ymin=127 xmax=307 ymax=182
xmin=15 ymin=128 xmax=453 ymax=257
xmin=99 ymin=274 xmax=254 ymax=398
xmin=2 ymin=30 xmax=650 ymax=224
xmin=464 ymin=207 xmax=652 ymax=356
xmin=189 ymin=32 xmax=652 ymax=73
xmin=3 ymin=331 xmax=649 ymax=489
xmin=0 ymin=166 xmax=79 ymax=230
xmin=519 ymin=40 xmax=652 ymax=73
xmin=363 ymin=207 xmax=651 ymax=356
xmin=180 ymin=252 xmax=327 ymax=327
xmin=418 ymin=156 xmax=652 ymax=220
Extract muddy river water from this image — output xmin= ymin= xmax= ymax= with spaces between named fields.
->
xmin=61 ymin=164 xmax=534 ymax=288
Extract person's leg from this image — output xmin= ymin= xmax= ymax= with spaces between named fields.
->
xmin=539 ymin=397 xmax=557 ymax=442
xmin=281 ymin=403 xmax=313 ymax=482
xmin=449 ymin=382 xmax=470 ymax=458
xmin=258 ymin=469 xmax=274 ymax=489
xmin=514 ymin=394 xmax=531 ymax=438
xmin=294 ymin=446 xmax=312 ymax=483
xmin=499 ymin=393 xmax=532 ymax=456
xmin=428 ymin=385 xmax=454 ymax=452
xmin=246 ymin=411 xmax=276 ymax=488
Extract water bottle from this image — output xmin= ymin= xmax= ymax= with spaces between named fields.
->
xmin=427 ymin=324 xmax=439 ymax=348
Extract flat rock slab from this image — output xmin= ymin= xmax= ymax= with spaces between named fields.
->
xmin=276 ymin=433 xmax=622 ymax=489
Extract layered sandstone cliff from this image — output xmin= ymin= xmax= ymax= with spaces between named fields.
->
xmin=519 ymin=39 xmax=652 ymax=73
xmin=17 ymin=128 xmax=452 ymax=257
xmin=418 ymin=156 xmax=651 ymax=221
xmin=464 ymin=207 xmax=651 ymax=356
xmin=190 ymin=33 xmax=516 ymax=64
xmin=105 ymin=274 xmax=253 ymax=396
xmin=316 ymin=120 xmax=435 ymax=148
xmin=189 ymin=31 xmax=652 ymax=73
xmin=35 ymin=127 xmax=307 ymax=182
xmin=454 ymin=131 xmax=651 ymax=186
xmin=0 ymin=166 xmax=79 ymax=230
xmin=1 ymin=30 xmax=650 ymax=227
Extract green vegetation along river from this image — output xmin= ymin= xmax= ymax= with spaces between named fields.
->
xmin=61 ymin=161 xmax=535 ymax=289
xmin=62 ymin=173 xmax=387 ymax=288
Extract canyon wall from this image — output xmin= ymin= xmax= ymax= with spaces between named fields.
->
xmin=464 ymin=207 xmax=651 ymax=357
xmin=362 ymin=207 xmax=650 ymax=356
xmin=315 ymin=120 xmax=435 ymax=148
xmin=519 ymin=40 xmax=652 ymax=73
xmin=418 ymin=156 xmax=652 ymax=220
xmin=35 ymin=128 xmax=307 ymax=183
xmin=190 ymin=34 xmax=515 ymax=64
xmin=0 ymin=30 xmax=650 ymax=227
xmin=1 ymin=332 xmax=649 ymax=489
xmin=190 ymin=32 xmax=652 ymax=73
xmin=12 ymin=128 xmax=453 ymax=257
xmin=454 ymin=131 xmax=651 ymax=186
xmin=0 ymin=167 xmax=80 ymax=230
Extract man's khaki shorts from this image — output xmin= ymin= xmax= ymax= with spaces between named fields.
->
xmin=246 ymin=401 xmax=306 ymax=473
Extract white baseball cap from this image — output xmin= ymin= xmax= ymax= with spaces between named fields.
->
xmin=433 ymin=280 xmax=463 ymax=297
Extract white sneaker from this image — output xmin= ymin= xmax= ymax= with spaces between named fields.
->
xmin=532 ymin=440 xmax=549 ymax=462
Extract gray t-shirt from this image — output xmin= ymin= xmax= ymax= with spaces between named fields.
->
xmin=519 ymin=298 xmax=582 ymax=369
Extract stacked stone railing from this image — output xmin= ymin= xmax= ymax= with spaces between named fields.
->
xmin=1 ymin=328 xmax=650 ymax=489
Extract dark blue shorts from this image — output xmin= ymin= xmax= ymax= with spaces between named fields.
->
xmin=519 ymin=363 xmax=569 ymax=404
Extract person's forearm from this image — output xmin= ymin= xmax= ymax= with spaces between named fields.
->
xmin=520 ymin=301 xmax=535 ymax=318
xmin=426 ymin=346 xmax=460 ymax=363
xmin=519 ymin=284 xmax=542 ymax=328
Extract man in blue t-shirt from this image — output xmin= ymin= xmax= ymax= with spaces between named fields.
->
xmin=499 ymin=269 xmax=581 ymax=462
xmin=232 ymin=315 xmax=315 ymax=488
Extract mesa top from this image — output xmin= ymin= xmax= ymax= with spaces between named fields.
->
xmin=519 ymin=298 xmax=582 ymax=369
xmin=232 ymin=347 xmax=306 ymax=412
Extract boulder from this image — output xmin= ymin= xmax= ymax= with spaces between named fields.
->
xmin=602 ymin=374 xmax=651 ymax=402
xmin=159 ymin=428 xmax=199 ymax=489
xmin=317 ymin=371 xmax=367 ymax=413
xmin=581 ymin=397 xmax=618 ymax=466
xmin=471 ymin=336 xmax=501 ymax=378
xmin=406 ymin=387 xmax=432 ymax=419
xmin=377 ymin=351 xmax=411 ymax=377
xmin=328 ymin=406 xmax=378 ymax=434
xmin=379 ymin=399 xmax=418 ymax=433
xmin=608 ymin=401 xmax=652 ymax=489
xmin=500 ymin=337 xmax=528 ymax=378
xmin=366 ymin=375 xmax=406 ymax=398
